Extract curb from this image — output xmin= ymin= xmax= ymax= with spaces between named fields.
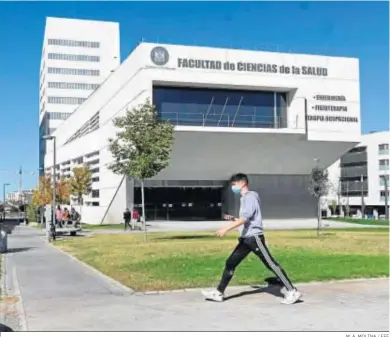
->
xmin=50 ymin=244 xmax=135 ymax=296
xmin=11 ymin=264 xmax=28 ymax=331
xmin=0 ymin=252 xmax=29 ymax=331
xmin=0 ymin=253 xmax=6 ymax=325
xmin=133 ymin=277 xmax=389 ymax=296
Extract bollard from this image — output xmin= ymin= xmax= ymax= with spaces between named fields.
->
xmin=0 ymin=229 xmax=8 ymax=253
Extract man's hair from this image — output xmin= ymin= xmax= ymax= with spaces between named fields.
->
xmin=229 ymin=173 xmax=249 ymax=185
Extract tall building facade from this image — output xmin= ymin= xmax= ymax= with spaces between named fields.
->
xmin=44 ymin=42 xmax=361 ymax=224
xmin=326 ymin=131 xmax=390 ymax=216
xmin=39 ymin=17 xmax=120 ymax=175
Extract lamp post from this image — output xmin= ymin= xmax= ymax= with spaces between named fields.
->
xmin=2 ymin=183 xmax=10 ymax=228
xmin=43 ymin=135 xmax=56 ymax=240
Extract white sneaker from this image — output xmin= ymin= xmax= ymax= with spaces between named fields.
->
xmin=281 ymin=289 xmax=302 ymax=304
xmin=201 ymin=289 xmax=224 ymax=302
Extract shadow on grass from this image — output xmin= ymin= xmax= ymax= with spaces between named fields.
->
xmin=153 ymin=235 xmax=215 ymax=241
xmin=5 ymin=247 xmax=35 ymax=254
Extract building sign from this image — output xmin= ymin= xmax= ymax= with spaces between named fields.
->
xmin=306 ymin=94 xmax=358 ymax=123
xmin=149 ymin=46 xmax=328 ymax=76
xmin=177 ymin=58 xmax=328 ymax=77
xmin=150 ymin=46 xmax=170 ymax=66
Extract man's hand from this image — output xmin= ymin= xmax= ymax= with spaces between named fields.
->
xmin=223 ymin=214 xmax=235 ymax=221
xmin=216 ymin=227 xmax=229 ymax=237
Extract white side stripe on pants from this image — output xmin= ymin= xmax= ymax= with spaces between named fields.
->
xmin=254 ymin=234 xmax=294 ymax=291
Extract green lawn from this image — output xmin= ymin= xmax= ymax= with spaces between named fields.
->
xmin=54 ymin=228 xmax=389 ymax=291
xmin=330 ymin=217 xmax=389 ymax=226
xmin=81 ymin=224 xmax=125 ymax=230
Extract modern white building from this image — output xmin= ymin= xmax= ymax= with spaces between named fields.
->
xmin=326 ymin=131 xmax=389 ymax=216
xmin=39 ymin=17 xmax=120 ymax=175
xmin=44 ymin=42 xmax=361 ymax=224
xmin=7 ymin=190 xmax=34 ymax=204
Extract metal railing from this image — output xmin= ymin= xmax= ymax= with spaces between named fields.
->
xmin=340 ymin=151 xmax=367 ymax=165
xmin=340 ymin=180 xmax=368 ymax=192
xmin=378 ymin=148 xmax=389 ymax=156
xmin=158 ymin=111 xmax=289 ymax=129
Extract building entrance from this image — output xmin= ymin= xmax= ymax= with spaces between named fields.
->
xmin=134 ymin=187 xmax=223 ymax=221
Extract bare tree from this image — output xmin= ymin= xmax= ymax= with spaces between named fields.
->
xmin=309 ymin=166 xmax=330 ymax=236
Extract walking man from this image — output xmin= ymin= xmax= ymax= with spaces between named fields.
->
xmin=123 ymin=208 xmax=131 ymax=231
xmin=202 ymin=173 xmax=302 ymax=304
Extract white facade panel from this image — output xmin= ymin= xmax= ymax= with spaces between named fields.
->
xmin=44 ymin=42 xmax=362 ymax=224
xmin=326 ymin=131 xmax=390 ymax=209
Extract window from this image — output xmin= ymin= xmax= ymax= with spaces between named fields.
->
xmin=91 ymin=190 xmax=100 ymax=198
xmin=379 ymin=159 xmax=389 ymax=170
xmin=48 ymin=67 xmax=100 ymax=76
xmin=48 ymin=82 xmax=99 ymax=90
xmin=379 ymin=143 xmax=389 ymax=155
xmin=48 ymin=53 xmax=100 ymax=62
xmin=47 ymin=112 xmax=72 ymax=120
xmin=48 ymin=97 xmax=87 ymax=105
xmin=91 ymin=177 xmax=100 ymax=182
xmin=153 ymin=86 xmax=287 ymax=128
xmin=47 ymin=39 xmax=100 ymax=48
xmin=92 ymin=202 xmax=100 ymax=206
xmin=380 ymin=191 xmax=390 ymax=200
xmin=379 ymin=175 xmax=389 ymax=186
xmin=65 ymin=112 xmax=100 ymax=144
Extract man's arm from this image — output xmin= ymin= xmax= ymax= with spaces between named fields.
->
xmin=217 ymin=195 xmax=256 ymax=237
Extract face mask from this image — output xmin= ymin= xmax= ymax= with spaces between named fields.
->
xmin=231 ymin=186 xmax=241 ymax=194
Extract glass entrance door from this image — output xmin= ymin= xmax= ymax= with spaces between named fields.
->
xmin=134 ymin=187 xmax=222 ymax=221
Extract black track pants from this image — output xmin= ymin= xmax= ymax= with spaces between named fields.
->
xmin=217 ymin=234 xmax=296 ymax=293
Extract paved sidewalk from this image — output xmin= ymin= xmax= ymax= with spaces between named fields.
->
xmin=2 ymin=226 xmax=389 ymax=331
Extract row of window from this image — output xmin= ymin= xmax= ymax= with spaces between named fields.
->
xmin=47 ymin=112 xmax=72 ymax=120
xmin=153 ymin=87 xmax=288 ymax=129
xmin=65 ymin=112 xmax=100 ymax=144
xmin=48 ymin=39 xmax=100 ymax=49
xmin=48 ymin=53 xmax=100 ymax=62
xmin=48 ymin=82 xmax=99 ymax=90
xmin=48 ymin=96 xmax=87 ymax=105
xmin=48 ymin=67 xmax=100 ymax=76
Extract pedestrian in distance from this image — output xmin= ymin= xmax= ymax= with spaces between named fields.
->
xmin=202 ymin=173 xmax=302 ymax=305
xmin=123 ymin=208 xmax=131 ymax=231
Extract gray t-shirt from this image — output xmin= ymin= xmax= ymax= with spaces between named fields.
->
xmin=238 ymin=191 xmax=263 ymax=237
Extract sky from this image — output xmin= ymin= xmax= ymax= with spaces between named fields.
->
xmin=0 ymin=1 xmax=388 ymax=191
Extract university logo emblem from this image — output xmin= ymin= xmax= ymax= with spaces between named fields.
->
xmin=150 ymin=46 xmax=169 ymax=66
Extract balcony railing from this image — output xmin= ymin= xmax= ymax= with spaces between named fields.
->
xmin=378 ymin=148 xmax=389 ymax=156
xmin=340 ymin=151 xmax=367 ymax=165
xmin=340 ymin=166 xmax=368 ymax=179
xmin=340 ymin=180 xmax=368 ymax=192
xmin=158 ymin=111 xmax=289 ymax=129
xmin=379 ymin=165 xmax=389 ymax=171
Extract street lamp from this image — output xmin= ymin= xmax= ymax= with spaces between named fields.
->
xmin=2 ymin=183 xmax=10 ymax=228
xmin=42 ymin=135 xmax=56 ymax=237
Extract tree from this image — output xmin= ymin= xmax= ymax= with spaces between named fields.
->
xmin=26 ymin=203 xmax=39 ymax=223
xmin=32 ymin=175 xmax=52 ymax=226
xmin=308 ymin=166 xmax=330 ymax=236
xmin=331 ymin=199 xmax=337 ymax=216
xmin=56 ymin=176 xmax=70 ymax=205
xmin=108 ymin=98 xmax=174 ymax=242
xmin=69 ymin=166 xmax=92 ymax=221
